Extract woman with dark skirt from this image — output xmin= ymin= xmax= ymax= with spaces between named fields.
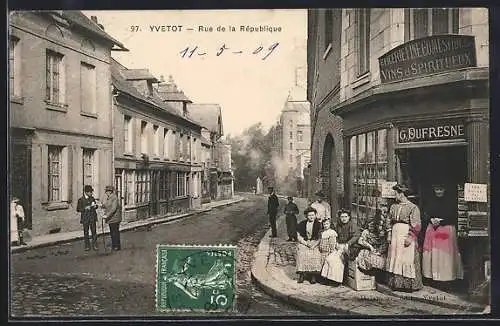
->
xmin=296 ymin=206 xmax=323 ymax=284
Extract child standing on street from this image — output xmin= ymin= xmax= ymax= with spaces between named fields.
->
xmin=284 ymin=196 xmax=299 ymax=242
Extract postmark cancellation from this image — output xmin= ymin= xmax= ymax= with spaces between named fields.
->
xmin=155 ymin=244 xmax=237 ymax=312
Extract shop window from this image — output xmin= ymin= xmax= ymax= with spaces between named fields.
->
xmin=135 ymin=170 xmax=150 ymax=204
xmin=124 ymin=170 xmax=135 ymax=206
xmin=159 ymin=171 xmax=169 ymax=200
xmin=176 ymin=172 xmax=187 ymax=197
xmin=356 ymin=8 xmax=371 ymax=76
xmin=350 ymin=129 xmax=388 ymax=225
xmin=405 ymin=8 xmax=459 ymax=41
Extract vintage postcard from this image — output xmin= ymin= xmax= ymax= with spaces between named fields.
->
xmin=8 ymin=8 xmax=490 ymax=319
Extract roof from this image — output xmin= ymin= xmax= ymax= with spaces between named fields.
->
xmin=283 ymin=100 xmax=310 ymax=114
xmin=188 ymin=103 xmax=223 ymax=134
xmin=157 ymin=91 xmax=192 ymax=102
xmin=122 ymin=69 xmax=158 ymax=82
xmin=60 ymin=11 xmax=128 ymax=51
xmin=111 ymin=59 xmax=200 ymax=127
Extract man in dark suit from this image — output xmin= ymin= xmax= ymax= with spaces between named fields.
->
xmin=267 ymin=187 xmax=279 ymax=238
xmin=77 ymin=185 xmax=99 ymax=251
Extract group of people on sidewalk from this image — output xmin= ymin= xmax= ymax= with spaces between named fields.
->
xmin=10 ymin=185 xmax=122 ymax=252
xmin=267 ymin=184 xmax=464 ymax=293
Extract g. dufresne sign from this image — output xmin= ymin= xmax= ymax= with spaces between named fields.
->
xmin=378 ymin=34 xmax=477 ymax=83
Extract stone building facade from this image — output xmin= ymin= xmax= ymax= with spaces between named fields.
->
xmin=9 ymin=11 xmax=127 ymax=236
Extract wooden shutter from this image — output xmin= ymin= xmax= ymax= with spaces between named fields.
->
xmin=40 ymin=144 xmax=48 ymax=203
xmin=67 ymin=145 xmax=73 ymax=202
xmin=61 ymin=146 xmax=69 ymax=202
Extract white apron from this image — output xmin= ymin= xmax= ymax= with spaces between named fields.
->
xmin=386 ymin=223 xmax=416 ymax=279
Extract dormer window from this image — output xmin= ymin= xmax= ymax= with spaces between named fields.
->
xmin=147 ymin=81 xmax=153 ymax=97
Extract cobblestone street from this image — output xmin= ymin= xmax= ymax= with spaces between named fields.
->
xmin=10 ymin=195 xmax=310 ymax=317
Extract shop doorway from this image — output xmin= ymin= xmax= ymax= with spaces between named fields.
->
xmin=402 ymin=145 xmax=468 ymax=294
xmin=321 ymin=133 xmax=338 ymax=221
xmin=10 ymin=143 xmax=32 ymax=229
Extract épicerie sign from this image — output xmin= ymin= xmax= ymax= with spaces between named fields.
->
xmin=378 ymin=35 xmax=477 ymax=83
xmin=398 ymin=120 xmax=466 ymax=144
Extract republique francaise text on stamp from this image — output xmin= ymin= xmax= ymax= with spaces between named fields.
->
xmin=156 ymin=244 xmax=237 ymax=312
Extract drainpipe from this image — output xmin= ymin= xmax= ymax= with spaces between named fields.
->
xmin=111 ymin=86 xmax=120 ymax=203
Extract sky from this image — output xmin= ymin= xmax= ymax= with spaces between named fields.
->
xmin=82 ymin=10 xmax=308 ymax=137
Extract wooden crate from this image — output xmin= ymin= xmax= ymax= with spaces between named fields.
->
xmin=347 ymin=259 xmax=376 ymax=291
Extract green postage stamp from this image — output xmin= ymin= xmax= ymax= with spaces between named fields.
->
xmin=156 ymin=244 xmax=237 ymax=312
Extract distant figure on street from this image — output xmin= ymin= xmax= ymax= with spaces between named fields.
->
xmin=102 ymin=185 xmax=122 ymax=251
xmin=77 ymin=185 xmax=99 ymax=251
xmin=284 ymin=196 xmax=299 ymax=242
xmin=310 ymin=190 xmax=331 ymax=224
xmin=296 ymin=206 xmax=322 ymax=284
xmin=10 ymin=196 xmax=27 ymax=246
xmin=267 ymin=187 xmax=279 ymax=238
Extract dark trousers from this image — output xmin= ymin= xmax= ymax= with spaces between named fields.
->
xmin=83 ymin=221 xmax=97 ymax=249
xmin=269 ymin=212 xmax=278 ymax=237
xmin=285 ymin=215 xmax=297 ymax=240
xmin=109 ymin=223 xmax=121 ymax=249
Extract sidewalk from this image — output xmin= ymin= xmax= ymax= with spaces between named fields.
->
xmin=251 ymin=197 xmax=486 ymax=316
xmin=11 ymin=196 xmax=244 ymax=254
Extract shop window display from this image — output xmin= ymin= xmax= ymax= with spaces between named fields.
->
xmin=350 ymin=129 xmax=388 ymax=225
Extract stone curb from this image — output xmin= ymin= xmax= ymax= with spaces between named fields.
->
xmin=250 ymin=200 xmax=484 ymax=315
xmin=11 ymin=197 xmax=244 ymax=254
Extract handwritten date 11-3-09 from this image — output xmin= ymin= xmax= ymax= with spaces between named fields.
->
xmin=180 ymin=42 xmax=280 ymax=60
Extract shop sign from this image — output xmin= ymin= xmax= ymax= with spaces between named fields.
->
xmin=464 ymin=183 xmax=488 ymax=202
xmin=398 ymin=121 xmax=466 ymax=144
xmin=380 ymin=181 xmax=397 ymax=198
xmin=378 ymin=35 xmax=477 ymax=83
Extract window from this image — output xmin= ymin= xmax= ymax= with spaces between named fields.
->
xmin=289 ymin=142 xmax=293 ymax=150
xmin=153 ymin=125 xmax=160 ymax=157
xmin=176 ymin=172 xmax=187 ymax=197
xmin=297 ymin=130 xmax=303 ymax=142
xmin=48 ymin=146 xmax=63 ymax=202
xmin=9 ymin=37 xmax=21 ymax=98
xmin=289 ymin=120 xmax=293 ymax=128
xmin=124 ymin=170 xmax=135 ymax=206
xmin=140 ymin=121 xmax=148 ymax=154
xmin=406 ymin=8 xmax=459 ymax=41
xmin=124 ymin=115 xmax=133 ymax=153
xmin=159 ymin=171 xmax=169 ymax=200
xmin=171 ymin=131 xmax=177 ymax=160
xmin=163 ymin=129 xmax=169 ymax=159
xmin=289 ymin=131 xmax=293 ymax=140
xmin=356 ymin=8 xmax=371 ymax=76
xmin=324 ymin=9 xmax=334 ymax=51
xmin=80 ymin=62 xmax=96 ymax=114
xmin=185 ymin=136 xmax=190 ymax=161
xmin=193 ymin=138 xmax=197 ymax=161
xmin=135 ymin=170 xmax=150 ymax=204
xmin=350 ymin=129 xmax=388 ymax=225
xmin=82 ymin=148 xmax=95 ymax=189
xmin=46 ymin=50 xmax=65 ymax=104
xmin=289 ymin=154 xmax=293 ymax=163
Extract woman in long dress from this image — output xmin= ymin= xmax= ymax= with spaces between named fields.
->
xmin=422 ymin=184 xmax=464 ymax=282
xmin=385 ymin=184 xmax=423 ymax=292
xmin=354 ymin=208 xmax=388 ymax=272
xmin=10 ymin=197 xmax=26 ymax=246
xmin=321 ymin=209 xmax=360 ymax=285
xmin=296 ymin=206 xmax=323 ymax=284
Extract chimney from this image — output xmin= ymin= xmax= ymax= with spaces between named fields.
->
xmin=90 ymin=15 xmax=105 ymax=30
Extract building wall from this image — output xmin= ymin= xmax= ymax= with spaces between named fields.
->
xmin=339 ymin=8 xmax=489 ymax=103
xmin=307 ymin=8 xmax=344 ymax=215
xmin=9 ymin=12 xmax=115 ymax=236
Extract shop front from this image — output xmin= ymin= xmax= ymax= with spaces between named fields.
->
xmin=334 ymin=35 xmax=489 ymax=298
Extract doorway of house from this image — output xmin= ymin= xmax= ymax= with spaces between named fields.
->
xmin=404 ymin=145 xmax=468 ymax=295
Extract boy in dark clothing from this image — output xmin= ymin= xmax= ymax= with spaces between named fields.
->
xmin=267 ymin=187 xmax=279 ymax=237
xmin=284 ymin=196 xmax=299 ymax=241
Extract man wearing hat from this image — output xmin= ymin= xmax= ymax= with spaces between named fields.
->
xmin=311 ymin=190 xmax=331 ymax=225
xmin=267 ymin=187 xmax=280 ymax=238
xmin=77 ymin=185 xmax=99 ymax=251
xmin=102 ymin=185 xmax=122 ymax=251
